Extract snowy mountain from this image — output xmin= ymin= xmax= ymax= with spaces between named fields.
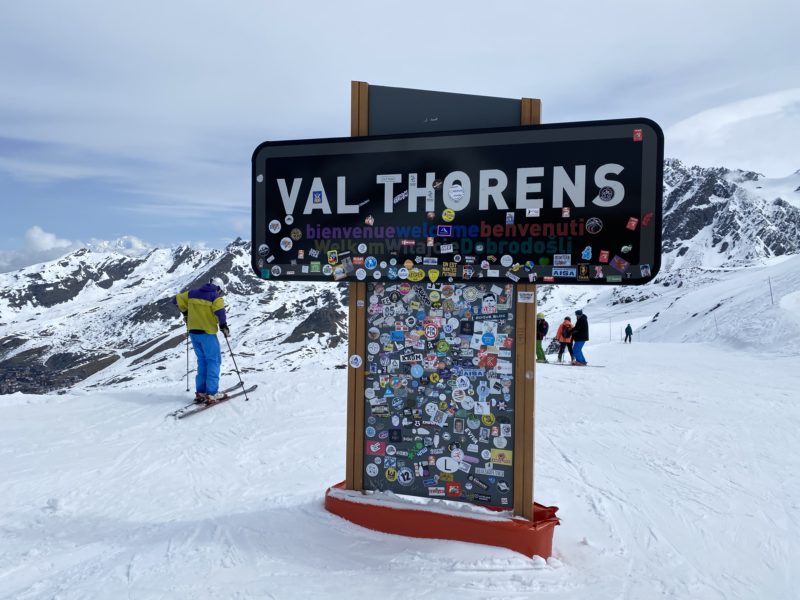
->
xmin=0 ymin=239 xmax=348 ymax=394
xmin=1 ymin=161 xmax=799 ymax=394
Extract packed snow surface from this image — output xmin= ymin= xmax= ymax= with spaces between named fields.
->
xmin=2 ymin=341 xmax=798 ymax=599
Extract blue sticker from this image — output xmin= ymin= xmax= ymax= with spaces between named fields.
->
xmin=411 ymin=364 xmax=424 ymax=378
xmin=581 ymin=246 xmax=592 ymax=260
xmin=482 ymin=333 xmax=495 ymax=346
xmin=365 ymin=256 xmax=378 ymax=269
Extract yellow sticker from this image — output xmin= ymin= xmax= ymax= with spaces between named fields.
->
xmin=429 ymin=373 xmax=441 ymax=384
xmin=408 ymin=268 xmax=425 ymax=282
xmin=491 ymin=448 xmax=513 ymax=465
xmin=438 ymin=400 xmax=449 ymax=410
xmin=385 ymin=468 xmax=397 ymax=482
xmin=428 ymin=269 xmax=440 ymax=283
xmin=481 ymin=413 xmax=496 ymax=426
xmin=442 ymin=208 xmax=455 ymax=222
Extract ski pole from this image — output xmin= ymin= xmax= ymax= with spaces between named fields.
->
xmin=185 ymin=331 xmax=190 ymax=392
xmin=222 ymin=333 xmax=249 ymax=401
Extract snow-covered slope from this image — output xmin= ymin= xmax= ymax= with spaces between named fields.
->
xmin=1 ymin=342 xmax=798 ymax=599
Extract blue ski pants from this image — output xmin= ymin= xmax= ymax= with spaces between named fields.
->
xmin=190 ymin=332 xmax=221 ymax=395
xmin=573 ymin=341 xmax=587 ymax=363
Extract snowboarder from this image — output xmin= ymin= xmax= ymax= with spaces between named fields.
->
xmin=571 ymin=309 xmax=589 ymax=366
xmin=535 ymin=312 xmax=549 ymax=363
xmin=555 ymin=316 xmax=574 ymax=363
xmin=173 ymin=277 xmax=230 ymax=404
xmin=624 ymin=323 xmax=633 ymax=343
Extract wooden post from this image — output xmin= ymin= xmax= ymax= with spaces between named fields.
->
xmin=514 ymin=98 xmax=541 ymax=520
xmin=345 ymin=81 xmax=370 ymax=490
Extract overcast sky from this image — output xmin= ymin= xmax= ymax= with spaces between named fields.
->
xmin=1 ymin=0 xmax=798 ymax=270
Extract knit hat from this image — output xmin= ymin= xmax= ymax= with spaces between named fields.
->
xmin=575 ymin=309 xmax=583 ymax=316
xmin=536 ymin=312 xmax=545 ymax=318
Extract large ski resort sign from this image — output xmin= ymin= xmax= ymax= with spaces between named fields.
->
xmin=252 ymin=119 xmax=663 ymax=285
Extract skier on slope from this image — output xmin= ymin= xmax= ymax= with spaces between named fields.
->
xmin=571 ymin=309 xmax=589 ymax=366
xmin=624 ymin=323 xmax=633 ymax=343
xmin=173 ymin=277 xmax=230 ymax=404
xmin=555 ymin=316 xmax=574 ymax=363
xmin=535 ymin=312 xmax=549 ymax=363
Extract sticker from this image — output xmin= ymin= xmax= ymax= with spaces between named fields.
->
xmin=518 ymin=291 xmax=535 ymax=304
xmin=500 ymin=254 xmax=513 ymax=267
xmin=355 ymin=268 xmax=367 ymax=281
xmin=436 ymin=456 xmax=460 ymax=473
xmin=258 ymin=244 xmax=270 ymax=257
xmin=448 ymin=185 xmax=464 ymax=203
xmin=442 ymin=208 xmax=456 ymax=222
xmin=280 ymin=237 xmax=293 ymax=251
xmin=349 ymin=355 xmax=363 ymax=368
xmin=268 ymin=220 xmax=281 ymax=234
xmin=585 ymin=217 xmax=603 ymax=234
xmin=366 ymin=463 xmax=379 ymax=477
xmin=290 ymin=228 xmax=302 ymax=241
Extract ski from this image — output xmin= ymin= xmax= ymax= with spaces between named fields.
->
xmin=175 ymin=385 xmax=258 ymax=420
xmin=541 ymin=362 xmax=605 ymax=368
xmin=166 ymin=382 xmax=245 ymax=418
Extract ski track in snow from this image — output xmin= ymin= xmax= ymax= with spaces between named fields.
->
xmin=1 ymin=344 xmax=799 ymax=599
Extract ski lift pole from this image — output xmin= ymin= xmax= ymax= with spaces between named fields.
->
xmin=223 ymin=333 xmax=249 ymax=401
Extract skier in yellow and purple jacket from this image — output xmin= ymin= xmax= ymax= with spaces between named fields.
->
xmin=173 ymin=277 xmax=230 ymax=404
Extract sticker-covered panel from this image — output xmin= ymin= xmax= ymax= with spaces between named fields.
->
xmin=363 ymin=281 xmax=515 ymax=509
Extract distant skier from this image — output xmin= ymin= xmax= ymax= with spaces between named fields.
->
xmin=535 ymin=312 xmax=549 ymax=363
xmin=624 ymin=323 xmax=633 ymax=343
xmin=571 ymin=309 xmax=589 ymax=366
xmin=555 ymin=316 xmax=574 ymax=363
xmin=173 ymin=277 xmax=230 ymax=404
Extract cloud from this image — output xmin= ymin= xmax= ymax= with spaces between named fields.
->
xmin=0 ymin=227 xmax=152 ymax=273
xmin=666 ymin=88 xmax=800 ymax=177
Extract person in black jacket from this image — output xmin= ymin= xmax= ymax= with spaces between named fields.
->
xmin=624 ymin=323 xmax=633 ymax=343
xmin=571 ymin=309 xmax=589 ymax=365
xmin=535 ymin=312 xmax=549 ymax=363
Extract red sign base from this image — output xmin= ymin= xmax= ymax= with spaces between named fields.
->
xmin=324 ymin=482 xmax=559 ymax=558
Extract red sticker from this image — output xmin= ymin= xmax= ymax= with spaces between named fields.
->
xmin=633 ymin=129 xmax=643 ymax=142
xmin=599 ymin=250 xmax=610 ymax=263
xmin=626 ymin=217 xmax=639 ymax=231
xmin=366 ymin=441 xmax=386 ymax=456
xmin=642 ymin=212 xmax=654 ymax=226
xmin=446 ymin=482 xmax=462 ymax=496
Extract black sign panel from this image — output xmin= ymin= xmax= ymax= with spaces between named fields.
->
xmin=252 ymin=119 xmax=663 ymax=285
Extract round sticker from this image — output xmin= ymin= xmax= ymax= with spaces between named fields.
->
xmin=586 ymin=217 xmax=603 ymax=234
xmin=500 ymin=254 xmax=513 ymax=267
xmin=322 ymin=264 xmax=333 ymax=276
xmin=436 ymin=456 xmax=460 ymax=473
xmin=284 ymin=215 xmax=294 ymax=225
xmin=373 ymin=271 xmax=382 ymax=279
xmin=481 ymin=449 xmax=492 ymax=460
xmin=429 ymin=373 xmax=441 ymax=384
xmin=452 ymin=388 xmax=466 ymax=402
xmin=358 ymin=243 xmax=368 ymax=254
xmin=450 ymin=448 xmax=464 ymax=461
xmin=411 ymin=364 xmax=424 ymax=378
xmin=442 ymin=208 xmax=456 ymax=222
xmin=397 ymin=467 xmax=414 ymax=486
xmin=391 ymin=415 xmax=400 ymax=426
xmin=462 ymin=397 xmax=476 ymax=411
xmin=258 ymin=244 xmax=270 ymax=257
xmin=425 ymin=402 xmax=438 ymax=417
xmin=290 ymin=228 xmax=302 ymax=241
xmin=482 ymin=333 xmax=496 ymax=346
xmin=493 ymin=436 xmax=508 ymax=449
xmin=463 ymin=288 xmax=478 ymax=302
xmin=366 ymin=463 xmax=379 ymax=477
xmin=481 ymin=414 xmax=496 ymax=426
xmin=368 ymin=327 xmax=380 ymax=340
xmin=349 ymin=354 xmax=363 ymax=368
xmin=280 ymin=237 xmax=293 ymax=251
xmin=398 ymin=267 xmax=409 ymax=279
xmin=448 ymin=185 xmax=464 ymax=202
xmin=428 ymin=290 xmax=441 ymax=302
xmin=456 ymin=376 xmax=470 ymax=390
xmin=268 ymin=220 xmax=281 ymax=234
xmin=385 ymin=468 xmax=398 ymax=482
xmin=365 ymin=256 xmax=378 ymax=269
xmin=270 ymin=265 xmax=282 ymax=277
xmin=365 ymin=388 xmax=375 ymax=399
xmin=599 ymin=186 xmax=615 ymax=201
xmin=356 ymin=268 xmax=367 ymax=281
xmin=385 ymin=445 xmax=396 ymax=456
xmin=365 ymin=426 xmax=376 ymax=437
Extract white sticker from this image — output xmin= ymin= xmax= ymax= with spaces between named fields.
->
xmin=349 ymin=355 xmax=363 ymax=368
xmin=284 ymin=215 xmax=294 ymax=225
xmin=280 ymin=237 xmax=293 ymax=251
xmin=500 ymin=255 xmax=513 ymax=267
xmin=448 ymin=184 xmax=465 ymax=202
xmin=518 ymin=291 xmax=535 ymax=304
xmin=366 ymin=463 xmax=379 ymax=477
xmin=269 ymin=220 xmax=281 ymax=234
xmin=493 ymin=436 xmax=508 ymax=449
xmin=436 ymin=456 xmax=460 ymax=473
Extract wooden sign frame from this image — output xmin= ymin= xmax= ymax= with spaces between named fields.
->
xmin=345 ymin=81 xmax=541 ymax=520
